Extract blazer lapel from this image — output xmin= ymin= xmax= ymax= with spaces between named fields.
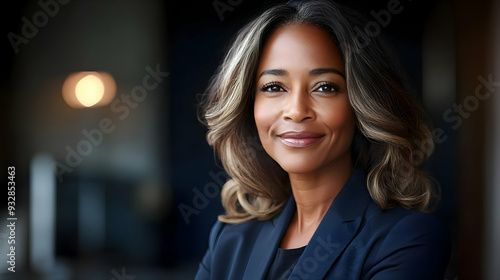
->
xmin=243 ymin=196 xmax=296 ymax=280
xmin=289 ymin=168 xmax=371 ymax=279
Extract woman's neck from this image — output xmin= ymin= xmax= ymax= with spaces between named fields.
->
xmin=289 ymin=157 xmax=354 ymax=234
xmin=279 ymin=154 xmax=354 ymax=249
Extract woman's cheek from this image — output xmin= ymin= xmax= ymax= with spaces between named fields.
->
xmin=254 ymin=97 xmax=278 ymax=152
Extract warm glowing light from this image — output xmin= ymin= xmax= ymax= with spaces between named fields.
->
xmin=62 ymin=71 xmax=116 ymax=108
xmin=75 ymin=75 xmax=104 ymax=107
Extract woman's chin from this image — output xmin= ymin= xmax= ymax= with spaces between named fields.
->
xmin=276 ymin=161 xmax=322 ymax=175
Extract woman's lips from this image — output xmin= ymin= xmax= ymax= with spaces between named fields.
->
xmin=278 ymin=131 xmax=324 ymax=148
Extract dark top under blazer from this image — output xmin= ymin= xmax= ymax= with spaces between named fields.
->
xmin=195 ymin=169 xmax=451 ymax=280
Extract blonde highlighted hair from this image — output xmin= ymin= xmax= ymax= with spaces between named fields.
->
xmin=200 ymin=0 xmax=439 ymax=223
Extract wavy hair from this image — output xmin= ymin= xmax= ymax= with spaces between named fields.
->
xmin=200 ymin=0 xmax=438 ymax=223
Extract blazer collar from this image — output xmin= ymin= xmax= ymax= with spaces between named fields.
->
xmin=290 ymin=168 xmax=371 ymax=279
xmin=243 ymin=195 xmax=296 ymax=280
xmin=328 ymin=168 xmax=372 ymax=222
xmin=243 ymin=168 xmax=371 ymax=280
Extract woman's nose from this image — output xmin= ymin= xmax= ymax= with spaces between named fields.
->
xmin=282 ymin=89 xmax=314 ymax=122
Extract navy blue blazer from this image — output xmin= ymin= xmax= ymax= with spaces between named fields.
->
xmin=195 ymin=169 xmax=451 ymax=279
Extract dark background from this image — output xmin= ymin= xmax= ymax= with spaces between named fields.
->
xmin=1 ymin=0 xmax=497 ymax=279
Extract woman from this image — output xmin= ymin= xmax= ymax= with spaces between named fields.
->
xmin=196 ymin=0 xmax=451 ymax=279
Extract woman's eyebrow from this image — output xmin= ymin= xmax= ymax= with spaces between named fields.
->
xmin=258 ymin=68 xmax=345 ymax=78
xmin=259 ymin=69 xmax=288 ymax=78
xmin=309 ymin=68 xmax=345 ymax=78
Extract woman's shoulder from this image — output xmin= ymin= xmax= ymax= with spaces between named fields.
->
xmin=351 ymin=204 xmax=452 ymax=278
xmin=206 ymin=218 xmax=267 ymax=246
xmin=359 ymin=203 xmax=452 ymax=259
xmin=364 ymin=203 xmax=450 ymax=236
xmin=196 ymin=218 xmax=270 ymax=279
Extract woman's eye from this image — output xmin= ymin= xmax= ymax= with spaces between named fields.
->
xmin=261 ymin=83 xmax=285 ymax=93
xmin=315 ymin=82 xmax=339 ymax=93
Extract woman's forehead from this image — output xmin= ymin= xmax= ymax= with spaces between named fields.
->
xmin=257 ymin=24 xmax=344 ymax=76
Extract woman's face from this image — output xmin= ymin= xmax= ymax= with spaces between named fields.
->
xmin=254 ymin=24 xmax=356 ymax=175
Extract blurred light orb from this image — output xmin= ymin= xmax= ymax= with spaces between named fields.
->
xmin=63 ymin=71 xmax=116 ymax=108
xmin=75 ymin=75 xmax=104 ymax=107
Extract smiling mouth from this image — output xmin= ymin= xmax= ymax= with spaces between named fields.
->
xmin=278 ymin=131 xmax=324 ymax=148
